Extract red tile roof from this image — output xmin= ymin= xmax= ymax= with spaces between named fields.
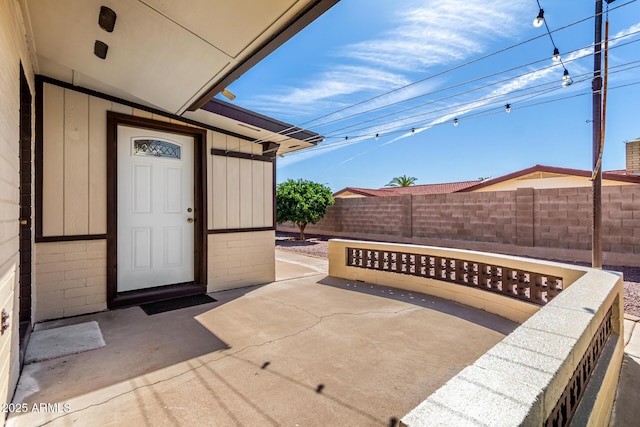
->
xmin=334 ymin=165 xmax=640 ymax=198
xmin=333 ymin=180 xmax=482 ymax=197
xmin=459 ymin=164 xmax=640 ymax=192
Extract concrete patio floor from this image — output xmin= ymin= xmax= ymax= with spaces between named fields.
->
xmin=8 ymin=250 xmax=518 ymax=426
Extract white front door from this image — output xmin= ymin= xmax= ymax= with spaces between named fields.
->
xmin=117 ymin=126 xmax=195 ymax=292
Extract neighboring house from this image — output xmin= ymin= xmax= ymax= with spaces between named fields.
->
xmin=334 ymin=152 xmax=640 ymax=198
xmin=333 ymin=181 xmax=482 ymax=198
xmin=1 ymin=0 xmax=338 ymax=405
xmin=460 ymin=162 xmax=640 ymax=192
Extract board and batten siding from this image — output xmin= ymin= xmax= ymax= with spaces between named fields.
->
xmin=42 ymin=84 xmax=110 ymax=236
xmin=38 ymin=82 xmax=276 ymax=311
xmin=0 ymin=0 xmax=36 ymax=406
xmin=206 ymin=130 xmax=275 ymax=292
xmin=206 ymin=130 xmax=274 ymax=230
xmin=41 ymin=82 xmax=274 ymax=237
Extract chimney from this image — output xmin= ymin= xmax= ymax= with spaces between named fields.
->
xmin=626 ymin=138 xmax=640 ymax=175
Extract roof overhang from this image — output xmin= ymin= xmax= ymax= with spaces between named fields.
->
xmin=21 ymin=0 xmax=339 ymax=116
xmin=184 ymin=99 xmax=322 ymax=155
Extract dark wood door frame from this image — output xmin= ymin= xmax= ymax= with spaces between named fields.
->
xmin=106 ymin=112 xmax=208 ymax=308
xmin=19 ymin=64 xmax=33 ymax=356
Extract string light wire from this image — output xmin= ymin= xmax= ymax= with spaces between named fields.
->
xmin=269 ymin=30 xmax=640 ymax=144
xmin=249 ymin=0 xmax=638 ymax=145
xmin=276 ymin=30 xmax=640 ymax=140
xmin=282 ymin=54 xmax=640 ymax=145
xmin=290 ymin=79 xmax=640 ymax=156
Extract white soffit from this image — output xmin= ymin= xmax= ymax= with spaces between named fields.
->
xmin=25 ymin=0 xmax=325 ymax=115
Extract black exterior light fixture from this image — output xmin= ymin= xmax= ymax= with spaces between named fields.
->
xmin=95 ymin=6 xmax=116 ymax=60
xmin=94 ymin=40 xmax=108 ymax=59
xmin=99 ymin=6 xmax=117 ymax=32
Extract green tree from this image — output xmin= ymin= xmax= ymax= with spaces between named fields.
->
xmin=385 ymin=175 xmax=417 ymax=187
xmin=276 ymin=179 xmax=335 ymax=240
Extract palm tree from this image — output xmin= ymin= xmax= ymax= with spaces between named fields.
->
xmin=385 ymin=175 xmax=417 ymax=187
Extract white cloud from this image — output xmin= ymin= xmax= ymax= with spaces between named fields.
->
xmin=279 ymin=66 xmax=410 ymax=104
xmin=344 ymin=0 xmax=527 ymax=71
xmin=245 ymin=65 xmax=410 ymax=118
xmin=246 ymin=0 xmax=527 ymax=120
xmin=275 ymin=4 xmax=640 ymax=166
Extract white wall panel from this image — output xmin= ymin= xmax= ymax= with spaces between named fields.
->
xmin=212 ymin=155 xmax=227 ymax=229
xmin=42 ymin=84 xmax=65 ymax=236
xmin=264 ymin=162 xmax=273 ymax=227
xmin=226 ymin=135 xmax=240 ymax=152
xmin=63 ymin=90 xmax=90 ymax=235
xmin=88 ymin=97 xmax=110 ymax=234
xmin=239 ymin=159 xmax=253 ymax=228
xmin=252 ymin=161 xmax=264 ymax=227
xmin=226 ymin=157 xmax=240 ymax=228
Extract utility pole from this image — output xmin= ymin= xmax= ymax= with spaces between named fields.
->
xmin=591 ymin=0 xmax=604 ymax=269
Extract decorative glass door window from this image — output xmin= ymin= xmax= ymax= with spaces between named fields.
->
xmin=133 ymin=139 xmax=181 ymax=159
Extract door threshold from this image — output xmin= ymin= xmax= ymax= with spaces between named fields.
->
xmin=110 ymin=282 xmax=204 ymax=309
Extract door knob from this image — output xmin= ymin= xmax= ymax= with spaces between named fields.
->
xmin=187 ymin=208 xmax=193 ymax=212
xmin=187 ymin=218 xmax=194 ymax=224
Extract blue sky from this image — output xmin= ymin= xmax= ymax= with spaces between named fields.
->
xmin=224 ymin=0 xmax=640 ymax=193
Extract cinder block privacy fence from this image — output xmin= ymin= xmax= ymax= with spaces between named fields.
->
xmin=279 ymin=186 xmax=640 ymax=266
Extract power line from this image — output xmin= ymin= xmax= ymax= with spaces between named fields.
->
xmin=251 ymin=0 xmax=639 ymax=144
xmin=317 ymin=55 xmax=640 ymax=139
xmin=288 ymin=78 xmax=640 ymax=156
xmin=276 ymin=51 xmax=640 ymax=146
xmin=267 ymin=18 xmax=640 ymax=142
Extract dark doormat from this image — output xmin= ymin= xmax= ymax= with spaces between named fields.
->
xmin=140 ymin=294 xmax=217 ymax=315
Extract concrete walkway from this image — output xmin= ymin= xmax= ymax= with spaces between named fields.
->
xmin=7 ymin=250 xmax=517 ymax=426
xmin=610 ymin=313 xmax=640 ymax=426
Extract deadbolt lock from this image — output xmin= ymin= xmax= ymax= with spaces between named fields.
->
xmin=187 ymin=208 xmax=193 ymax=212
xmin=187 ymin=218 xmax=194 ymax=224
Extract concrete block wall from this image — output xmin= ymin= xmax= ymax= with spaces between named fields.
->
xmin=34 ymin=241 xmax=107 ymax=321
xmin=278 ymin=185 xmax=640 ymax=265
xmin=412 ymin=192 xmax=516 ymax=244
xmin=516 ymin=188 xmax=534 ymax=247
xmin=208 ymin=231 xmax=275 ymax=292
xmin=534 ymin=186 xmax=640 ymax=254
xmin=603 ymin=186 xmax=640 ymax=253
xmin=338 ymin=196 xmax=406 ymax=237
xmin=534 ymin=187 xmax=593 ymax=250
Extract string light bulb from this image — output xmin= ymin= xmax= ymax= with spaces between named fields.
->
xmin=375 ymin=133 xmax=379 ymax=141
xmin=453 ymin=118 xmax=459 ymax=127
xmin=505 ymin=104 xmax=511 ymax=113
xmin=411 ymin=128 xmax=415 ymax=135
xmin=345 ymin=136 xmax=348 ymax=142
xmin=552 ymin=47 xmax=561 ymax=62
xmin=533 ymin=9 xmax=544 ymax=27
xmin=562 ymin=69 xmax=572 ymax=87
